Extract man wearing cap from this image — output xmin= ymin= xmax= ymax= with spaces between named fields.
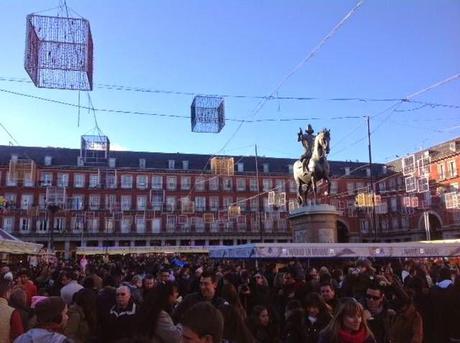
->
xmin=298 ymin=124 xmax=316 ymax=172
xmin=14 ymin=296 xmax=70 ymax=343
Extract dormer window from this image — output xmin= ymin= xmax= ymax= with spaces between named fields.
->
xmin=182 ymin=160 xmax=189 ymax=170
xmin=44 ymin=156 xmax=52 ymax=166
xmin=139 ymin=158 xmax=146 ymax=169
xmin=237 ymin=163 xmax=244 ymax=172
xmin=263 ymin=163 xmax=269 ymax=173
xmin=168 ymin=160 xmax=175 ymax=169
xmin=108 ymin=158 xmax=116 ymax=168
xmin=345 ymin=167 xmax=350 ymax=176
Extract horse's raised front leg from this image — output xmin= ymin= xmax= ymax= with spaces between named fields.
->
xmin=297 ymin=182 xmax=303 ymax=206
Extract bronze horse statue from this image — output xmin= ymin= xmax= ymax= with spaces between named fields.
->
xmin=293 ymin=129 xmax=331 ymax=205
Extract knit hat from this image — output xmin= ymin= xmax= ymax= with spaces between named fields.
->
xmin=35 ymin=296 xmax=66 ymax=324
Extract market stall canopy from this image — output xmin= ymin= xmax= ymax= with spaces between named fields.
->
xmin=209 ymin=240 xmax=460 ymax=259
xmin=0 ymin=229 xmax=42 ymax=255
xmin=76 ymin=245 xmax=210 ymax=255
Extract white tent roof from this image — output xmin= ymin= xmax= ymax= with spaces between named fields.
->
xmin=209 ymin=240 xmax=460 ymax=259
xmin=0 ymin=229 xmax=42 ymax=255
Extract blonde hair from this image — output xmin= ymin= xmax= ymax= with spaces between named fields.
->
xmin=320 ymin=298 xmax=374 ymax=343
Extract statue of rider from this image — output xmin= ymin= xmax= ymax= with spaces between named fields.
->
xmin=298 ymin=124 xmax=316 ymax=172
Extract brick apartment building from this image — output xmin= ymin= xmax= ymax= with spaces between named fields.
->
xmin=0 ymin=136 xmax=387 ymax=254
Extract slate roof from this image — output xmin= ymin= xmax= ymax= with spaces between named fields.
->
xmin=0 ymin=145 xmax=385 ymax=178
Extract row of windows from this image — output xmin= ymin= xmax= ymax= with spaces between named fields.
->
xmin=1 ymin=192 xmax=291 ymax=212
xmin=1 ymin=171 xmax=294 ymax=192
xmin=2 ymin=216 xmax=288 ymax=234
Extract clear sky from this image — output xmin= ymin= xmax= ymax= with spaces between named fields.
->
xmin=0 ymin=0 xmax=459 ymax=163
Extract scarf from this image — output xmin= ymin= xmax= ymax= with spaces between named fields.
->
xmin=338 ymin=327 xmax=368 ymax=343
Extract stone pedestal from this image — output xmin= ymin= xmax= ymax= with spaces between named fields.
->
xmin=289 ymin=204 xmax=340 ymax=243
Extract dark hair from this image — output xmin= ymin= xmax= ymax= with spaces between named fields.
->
xmin=138 ymin=281 xmax=177 ymax=338
xmin=200 ymin=271 xmax=217 ymax=283
xmin=73 ymin=288 xmax=98 ymax=333
xmin=438 ymin=267 xmax=452 ymax=282
xmin=0 ymin=279 xmax=12 ymax=297
xmin=182 ymin=302 xmax=224 ymax=343
xmin=35 ymin=296 xmax=66 ymax=324
xmin=250 ymin=305 xmax=268 ymax=323
xmin=304 ymin=292 xmax=329 ymax=314
xmin=319 ymin=281 xmax=335 ymax=290
xmin=218 ymin=304 xmax=254 ymax=343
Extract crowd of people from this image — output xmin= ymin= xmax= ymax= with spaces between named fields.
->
xmin=0 ymin=253 xmax=459 ymax=343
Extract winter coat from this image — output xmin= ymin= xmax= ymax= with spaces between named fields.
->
xmin=13 ymin=328 xmax=71 ymax=343
xmin=389 ymin=304 xmax=423 ymax=343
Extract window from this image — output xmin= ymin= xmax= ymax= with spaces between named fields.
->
xmin=38 ymin=193 xmax=46 ymax=210
xmin=6 ymin=172 xmax=17 ymax=186
xmin=121 ymin=217 xmax=132 ymax=233
xmin=105 ymin=218 xmax=114 ymax=233
xmin=237 ymin=163 xmax=244 ymax=172
xmin=87 ymin=218 xmax=99 ymax=233
xmin=250 ymin=198 xmax=259 ymax=211
xmin=195 ymin=196 xmax=206 ymax=212
xmin=139 ymin=158 xmax=146 ymax=169
xmin=136 ymin=217 xmax=146 ymax=233
xmin=54 ymin=217 xmax=66 ymax=232
xmin=152 ymin=218 xmax=161 ymax=233
xmin=23 ymin=174 xmax=34 ymax=187
xmin=263 ymin=163 xmax=269 ymax=173
xmin=209 ymin=177 xmax=219 ymax=191
xmin=223 ymin=197 xmax=233 ymax=209
xmin=71 ymin=195 xmax=84 ymax=210
xmin=88 ymin=174 xmax=99 ymax=188
xmin=40 ymin=172 xmax=53 ymax=186
xmin=121 ymin=195 xmax=132 ymax=210
xmin=20 ymin=218 xmax=30 ymax=232
xmin=152 ymin=175 xmax=163 ymax=190
xmin=209 ymin=196 xmax=219 ymax=211
xmin=166 ymin=215 xmax=176 ymax=231
xmin=275 ymin=179 xmax=285 ymax=192
xmin=137 ymin=175 xmax=148 ymax=189
xmin=448 ymin=160 xmax=457 ymax=178
xmin=181 ymin=176 xmax=191 ymax=190
xmin=263 ymin=179 xmax=273 ymax=192
xmin=166 ymin=196 xmax=176 ymax=212
xmin=288 ymin=164 xmax=293 ymax=174
xmin=237 ymin=197 xmax=247 ymax=211
xmin=347 ymin=182 xmax=354 ymax=195
xmin=57 ymin=173 xmax=69 ymax=187
xmin=168 ymin=160 xmax=175 ymax=169
xmin=195 ymin=177 xmax=206 ymax=191
xmin=345 ymin=167 xmax=350 ymax=175
xmin=182 ymin=160 xmax=189 ymax=170
xmin=391 ymin=217 xmax=399 ymax=231
xmin=108 ymin=158 xmax=116 ymax=168
xmin=21 ymin=194 xmax=33 ymax=210
xmin=44 ymin=156 xmax=52 ymax=166
xmin=106 ymin=173 xmax=117 ymax=189
xmin=330 ymin=181 xmax=338 ymax=194
xmin=236 ymin=178 xmax=246 ymax=191
xmin=288 ymin=180 xmax=297 ymax=193
xmin=74 ymin=174 xmax=85 ymax=188
xmin=390 ymin=197 xmax=397 ymax=212
xmin=152 ymin=193 xmax=163 ymax=211
xmin=105 ymin=194 xmax=116 ymax=210
xmin=89 ymin=195 xmax=100 ymax=210
xmin=438 ymin=163 xmax=446 ymax=180
xmin=121 ymin=175 xmax=133 ymax=189
xmin=249 ymin=178 xmax=258 ymax=192
xmin=37 ymin=218 xmax=49 ymax=233
xmin=360 ymin=219 xmax=369 ymax=233
xmin=167 ymin=176 xmax=177 ymax=191
xmin=2 ymin=217 xmax=14 ymax=232
xmin=223 ymin=177 xmax=233 ymax=191
xmin=137 ymin=196 xmax=147 ymax=210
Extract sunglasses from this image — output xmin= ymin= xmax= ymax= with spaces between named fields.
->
xmin=366 ymin=294 xmax=381 ymax=301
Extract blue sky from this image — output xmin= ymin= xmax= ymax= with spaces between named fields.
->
xmin=0 ymin=0 xmax=459 ymax=163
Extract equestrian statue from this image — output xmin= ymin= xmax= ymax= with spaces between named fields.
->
xmin=293 ymin=124 xmax=331 ymax=206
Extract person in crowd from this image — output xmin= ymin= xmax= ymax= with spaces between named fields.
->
xmin=247 ymin=272 xmax=272 ymax=316
xmin=283 ymin=300 xmax=308 ymax=343
xmin=221 ymin=282 xmax=247 ymax=320
xmin=429 ymin=267 xmax=453 ymax=343
xmin=173 ymin=271 xmax=227 ymax=324
xmin=388 ymin=289 xmax=423 ymax=343
xmin=86 ymin=265 xmax=103 ymax=290
xmin=17 ymin=269 xmax=37 ymax=306
xmin=9 ymin=287 xmax=33 ymax=332
xmin=60 ymin=269 xmax=83 ymax=306
xmin=137 ymin=281 xmax=182 ymax=343
xmin=218 ymin=303 xmax=255 ymax=343
xmin=64 ymin=288 xmax=98 ymax=343
xmin=142 ymin=273 xmax=156 ymax=296
xmin=304 ymin=292 xmax=332 ymax=343
xmin=446 ymin=275 xmax=460 ymax=342
xmin=320 ymin=282 xmax=339 ymax=314
xmin=318 ymin=298 xmax=376 ymax=343
xmin=128 ymin=274 xmax=144 ymax=303
xmin=14 ymin=296 xmax=70 ymax=343
xmin=0 ymin=279 xmax=24 ymax=342
xmin=98 ymin=285 xmax=139 ymax=342
xmin=158 ymin=268 xmax=171 ymax=285
xmin=246 ymin=305 xmax=280 ymax=343
xmin=181 ymin=301 xmax=224 ymax=343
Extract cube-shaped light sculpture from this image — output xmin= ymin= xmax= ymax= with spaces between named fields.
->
xmin=25 ymin=14 xmax=93 ymax=91
xmin=191 ymin=96 xmax=225 ymax=133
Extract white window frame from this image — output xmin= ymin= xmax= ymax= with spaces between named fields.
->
xmin=208 ymin=177 xmax=219 ymax=191
xmin=89 ymin=174 xmax=100 ymax=188
xmin=40 ymin=172 xmax=53 ymax=187
xmin=121 ymin=175 xmax=133 ymax=189
xmin=167 ymin=176 xmax=177 ymax=191
xmin=74 ymin=174 xmax=85 ymax=188
xmin=152 ymin=175 xmax=163 ymax=190
xmin=195 ymin=196 xmax=206 ymax=212
xmin=181 ymin=176 xmax=191 ymax=191
xmin=137 ymin=195 xmax=147 ymax=211
xmin=57 ymin=173 xmax=69 ymax=187
xmin=89 ymin=194 xmax=100 ymax=210
xmin=136 ymin=175 xmax=148 ymax=189
xmin=21 ymin=194 xmax=34 ymax=210
xmin=20 ymin=217 xmax=31 ymax=232
xmin=236 ymin=178 xmax=246 ymax=191
xmin=121 ymin=195 xmax=132 ymax=211
xmin=195 ymin=177 xmax=206 ymax=191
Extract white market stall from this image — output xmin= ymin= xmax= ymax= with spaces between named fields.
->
xmin=0 ymin=229 xmax=43 ymax=255
xmin=76 ymin=245 xmax=210 ymax=256
xmin=209 ymin=240 xmax=460 ymax=259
